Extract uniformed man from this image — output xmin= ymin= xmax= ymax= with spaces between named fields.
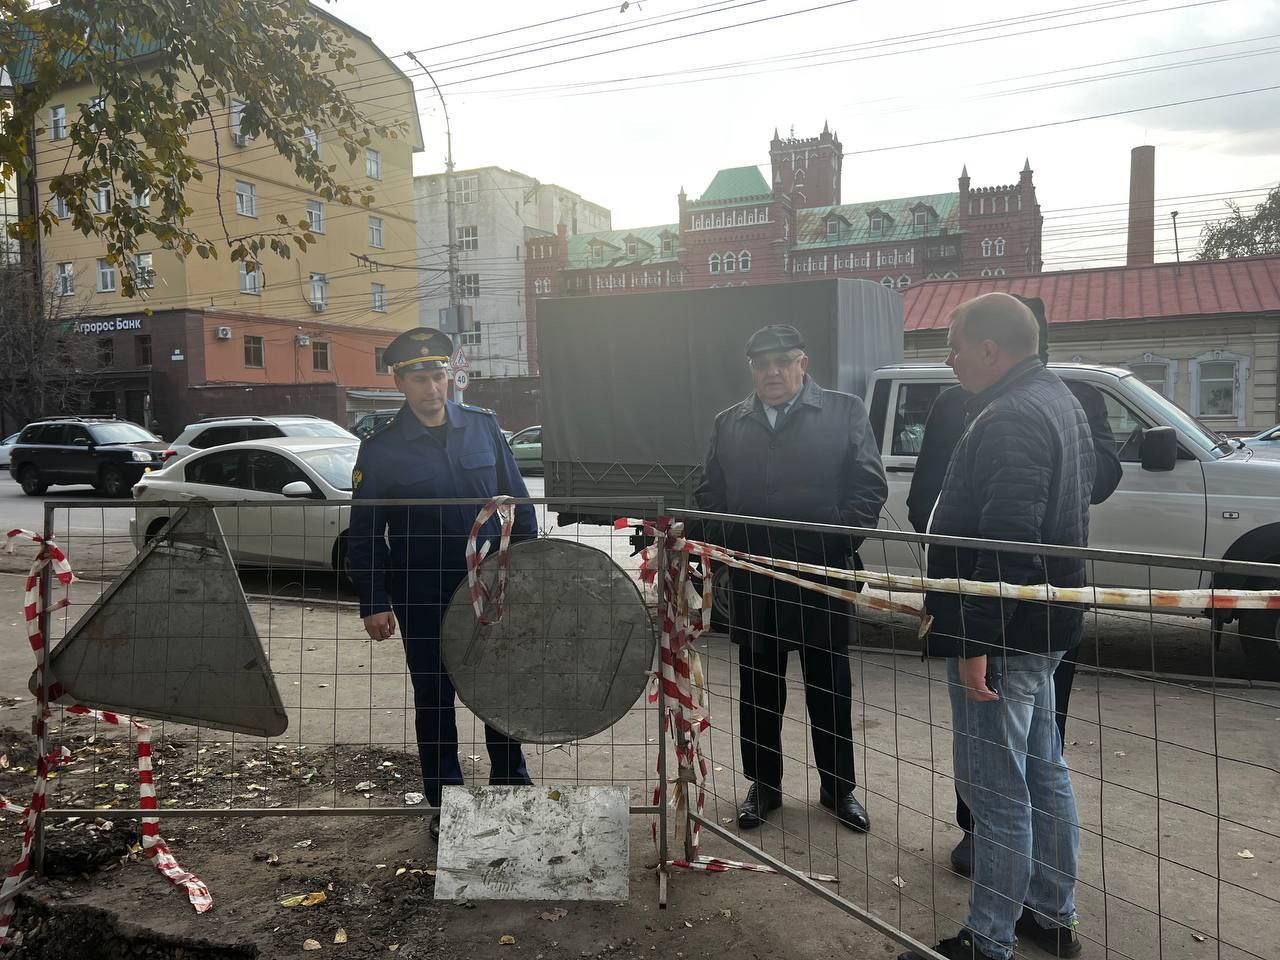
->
xmin=347 ymin=327 xmax=536 ymax=839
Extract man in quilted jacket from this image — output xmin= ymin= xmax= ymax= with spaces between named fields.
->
xmin=898 ymin=293 xmax=1095 ymax=960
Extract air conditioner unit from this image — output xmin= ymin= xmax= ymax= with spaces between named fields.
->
xmin=296 ymin=334 xmax=312 ymax=347
xmin=312 ymin=302 xmax=326 ymax=313
xmin=215 ymin=326 xmax=232 ymax=340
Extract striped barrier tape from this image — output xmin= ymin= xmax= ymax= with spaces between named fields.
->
xmin=0 ymin=529 xmax=211 ymax=949
xmin=669 ymin=856 xmax=838 ymax=883
xmin=465 ymin=496 xmax=517 ymax=626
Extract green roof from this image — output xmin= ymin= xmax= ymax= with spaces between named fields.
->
xmin=695 ymin=166 xmax=771 ymax=204
xmin=566 ymin=225 xmax=681 ymax=270
xmin=793 ymin=192 xmax=960 ymax=249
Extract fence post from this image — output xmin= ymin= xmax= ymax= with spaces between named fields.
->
xmin=30 ymin=501 xmax=55 ymax=877
xmin=653 ymin=523 xmax=670 ymax=907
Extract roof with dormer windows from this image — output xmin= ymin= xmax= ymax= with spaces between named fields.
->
xmin=566 ymin=225 xmax=681 ymax=269
xmin=794 ymin=192 xmax=959 ymax=249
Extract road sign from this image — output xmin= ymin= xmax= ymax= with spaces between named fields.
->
xmin=451 ymin=347 xmax=469 ymax=371
xmin=454 ymin=369 xmax=470 ymax=391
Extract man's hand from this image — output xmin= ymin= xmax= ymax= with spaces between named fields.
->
xmin=363 ymin=611 xmax=397 ymax=642
xmin=958 ymin=655 xmax=1000 ymax=702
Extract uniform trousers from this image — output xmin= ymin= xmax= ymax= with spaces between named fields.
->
xmin=394 ymin=596 xmax=530 ymax=806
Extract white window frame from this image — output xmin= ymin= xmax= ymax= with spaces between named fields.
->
xmin=310 ymin=272 xmax=328 ymax=309
xmin=661 ymin=237 xmax=673 ymax=256
xmin=134 ymin=252 xmax=155 ymax=289
xmin=981 ymin=238 xmax=992 ymax=257
xmin=1125 ymin=353 xmax=1176 ymax=398
xmin=371 ymin=281 xmax=387 ymax=312
xmin=96 ymin=257 xmax=117 ymax=293
xmin=456 ymin=175 xmax=478 ymax=204
xmin=239 ymin=261 xmax=262 ymax=295
xmin=914 ymin=210 xmax=928 ymax=229
xmin=50 ymin=105 xmax=67 ymax=140
xmin=460 ymin=273 xmax=480 ymax=298
xmin=53 ymin=195 xmax=70 ymax=219
xmin=365 ymin=147 xmax=382 ymax=180
xmin=993 ymin=267 xmax=1006 ymax=277
xmin=897 ymin=275 xmax=910 ymax=289
xmin=626 ymin=240 xmax=637 ymax=257
xmin=306 ymin=199 xmax=325 ymax=234
xmin=131 ymin=186 xmax=150 ymax=208
xmin=312 ymin=340 xmax=331 ymax=372
xmin=1190 ymin=350 xmax=1250 ymax=426
xmin=980 ymin=269 xmax=991 ymax=277
xmin=723 ymin=252 xmax=736 ymax=273
xmin=995 ymin=237 xmax=1006 ymax=257
xmin=870 ymin=215 xmax=884 ymax=234
xmin=235 ymin=180 xmax=256 ymax=217
xmin=880 ymin=276 xmax=895 ymax=288
xmin=302 ymin=126 xmax=320 ymax=157
xmin=739 ymin=250 xmax=751 ymax=273
xmin=93 ymin=181 xmax=112 ymax=214
xmin=708 ymin=254 xmax=721 ymax=275
xmin=456 ymin=225 xmax=478 ymax=251
xmin=368 ymin=215 xmax=384 ymax=248
xmin=230 ymin=100 xmax=250 ymax=143
xmin=826 ymin=220 xmax=839 ymax=239
xmin=56 ymin=262 xmax=75 ymax=296
xmin=461 ymin=322 xmax=482 ymax=347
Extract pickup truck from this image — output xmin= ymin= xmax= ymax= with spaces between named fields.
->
xmin=864 ymin=362 xmax=1280 ymax=673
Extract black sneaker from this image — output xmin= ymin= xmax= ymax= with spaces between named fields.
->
xmin=1016 ymin=908 xmax=1082 ymax=958
xmin=898 ymin=929 xmax=999 ymax=960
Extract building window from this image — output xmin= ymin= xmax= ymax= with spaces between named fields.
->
xmin=302 ymin=126 xmax=320 ymax=157
xmin=914 ymin=210 xmax=928 ymax=229
xmin=54 ymin=195 xmax=70 ymax=219
xmin=826 ymin=220 xmax=839 ymax=239
xmin=980 ymin=268 xmax=992 ymax=277
xmin=375 ymin=346 xmax=389 ymax=374
xmin=87 ymin=95 xmax=106 ymax=131
xmin=229 ymin=100 xmax=247 ymax=142
xmin=93 ymin=181 xmax=112 ymax=214
xmin=708 ymin=254 xmax=721 ymax=275
xmin=993 ymin=267 xmax=1006 ymax=276
xmin=244 ymin=335 xmax=264 ymax=368
xmin=456 ymin=174 xmax=478 ymax=204
xmin=590 ymin=243 xmax=603 ymax=260
xmin=626 ymin=240 xmax=637 ymax=256
xmin=460 ymin=273 xmax=480 ymax=298
xmin=981 ymin=238 xmax=992 ymax=257
xmin=1127 ymin=355 xmax=1175 ymax=397
xmin=306 ymin=200 xmax=325 ymax=233
xmin=50 ymin=105 xmax=67 ymax=140
xmin=97 ymin=338 xmax=113 ymax=367
xmin=239 ymin=261 xmax=262 ymax=295
xmin=368 ymin=216 xmax=384 ymax=248
xmin=96 ymin=257 xmax=117 ymax=292
xmin=994 ymin=237 xmax=1006 ymax=257
xmin=662 ymin=237 xmax=673 ymax=256
xmin=371 ymin=282 xmax=386 ymax=312
xmin=131 ymin=187 xmax=150 ymax=208
xmin=1192 ymin=351 xmax=1248 ymax=422
xmin=365 ymin=147 xmax=381 ymax=180
xmin=57 ymin=262 xmax=75 ymax=295
xmin=235 ymin=180 xmax=256 ymax=217
xmin=135 ymin=252 xmax=154 ymax=288
xmin=310 ymin=272 xmax=328 ymax=309
xmin=456 ymin=225 xmax=478 ymax=251
xmin=312 ymin=340 xmax=331 ymax=372
xmin=723 ymin=252 xmax=736 ymax=273
xmin=870 ymin=216 xmax=883 ymax=234
xmin=897 ymin=275 xmax=910 ymax=289
xmin=880 ymin=276 xmax=895 ymax=288
xmin=461 ymin=322 xmax=482 ymax=347
xmin=135 ymin=335 xmax=152 ymax=366
xmin=739 ymin=250 xmax=752 ymax=272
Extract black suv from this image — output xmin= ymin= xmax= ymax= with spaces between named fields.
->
xmin=9 ymin=418 xmax=165 ymax=497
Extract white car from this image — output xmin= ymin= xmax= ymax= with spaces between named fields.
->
xmin=162 ymin=415 xmax=356 ymax=466
xmin=0 ymin=432 xmax=19 ymax=469
xmin=130 ymin=437 xmax=358 ymax=573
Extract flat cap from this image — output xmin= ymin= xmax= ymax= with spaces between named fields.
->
xmin=383 ymin=327 xmax=453 ymax=375
xmin=745 ymin=324 xmax=805 ymax=357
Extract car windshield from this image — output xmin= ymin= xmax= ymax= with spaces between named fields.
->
xmin=1120 ymin=375 xmax=1225 ymax=457
xmin=89 ymin=422 xmax=158 ymax=444
xmin=284 ymin=421 xmax=356 ymax=439
xmin=299 ymin=445 xmax=359 ymax=490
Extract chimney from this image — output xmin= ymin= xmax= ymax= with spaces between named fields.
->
xmin=1127 ymin=145 xmax=1155 ymax=266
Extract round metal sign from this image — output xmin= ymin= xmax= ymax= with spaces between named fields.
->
xmin=453 ymin=369 xmax=469 ymax=391
xmin=440 ymin=538 xmax=655 ymax=743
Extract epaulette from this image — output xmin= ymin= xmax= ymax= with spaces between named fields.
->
xmin=458 ymin=402 xmax=498 ymax=417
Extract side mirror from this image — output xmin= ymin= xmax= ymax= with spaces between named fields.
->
xmin=281 ymin=480 xmax=314 ymax=498
xmin=1139 ymin=426 xmax=1178 ymax=472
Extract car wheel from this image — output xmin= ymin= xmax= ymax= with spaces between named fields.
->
xmin=1239 ymin=609 xmax=1280 ymax=680
xmin=99 ymin=465 xmax=129 ymax=498
xmin=18 ymin=465 xmax=48 ymax=496
xmin=144 ymin=517 xmax=171 ymax=544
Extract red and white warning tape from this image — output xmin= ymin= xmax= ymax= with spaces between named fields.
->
xmin=465 ymin=496 xmax=517 ymax=626
xmin=669 ymin=855 xmax=838 ymax=883
xmin=0 ymin=529 xmax=211 ymax=948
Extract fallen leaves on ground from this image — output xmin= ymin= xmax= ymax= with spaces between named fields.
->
xmin=280 ymin=892 xmax=327 ymax=908
xmin=540 ymin=908 xmax=568 ymax=922
xmin=499 ymin=935 xmax=517 ymax=945
xmin=334 ymin=928 xmax=348 ymax=944
xmin=303 ymin=939 xmax=322 ymax=951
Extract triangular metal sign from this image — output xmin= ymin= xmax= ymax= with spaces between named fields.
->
xmin=35 ymin=506 xmax=289 ymax=738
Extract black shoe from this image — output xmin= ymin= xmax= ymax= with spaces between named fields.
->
xmin=430 ymin=815 xmax=440 ymax=841
xmin=819 ymin=789 xmax=870 ymax=833
xmin=950 ymin=833 xmax=973 ymax=876
xmin=898 ymin=929 xmax=996 ymax=960
xmin=736 ymin=783 xmax=782 ymax=830
xmin=1016 ymin=908 xmax=1082 ymax=958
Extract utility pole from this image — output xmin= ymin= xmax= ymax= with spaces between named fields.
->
xmin=406 ymin=52 xmax=459 ymax=315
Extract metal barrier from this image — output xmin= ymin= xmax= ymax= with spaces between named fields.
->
xmin=665 ymin=508 xmax=1280 ymax=960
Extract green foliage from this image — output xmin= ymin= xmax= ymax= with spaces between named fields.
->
xmin=0 ymin=0 xmax=404 ymax=297
xmin=1197 ymin=185 xmax=1280 ymax=261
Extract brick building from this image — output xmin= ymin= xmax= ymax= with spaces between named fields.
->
xmin=524 ymin=126 xmax=1043 ymax=372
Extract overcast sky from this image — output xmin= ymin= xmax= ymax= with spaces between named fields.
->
xmin=332 ymin=0 xmax=1280 ymax=271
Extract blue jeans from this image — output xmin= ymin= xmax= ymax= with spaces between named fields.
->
xmin=948 ymin=652 xmax=1079 ymax=960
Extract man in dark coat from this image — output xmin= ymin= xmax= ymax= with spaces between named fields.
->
xmin=695 ymin=324 xmax=887 ymax=833
xmin=899 ymin=294 xmax=1093 ymax=960
xmin=906 ymin=296 xmax=1121 ymax=876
